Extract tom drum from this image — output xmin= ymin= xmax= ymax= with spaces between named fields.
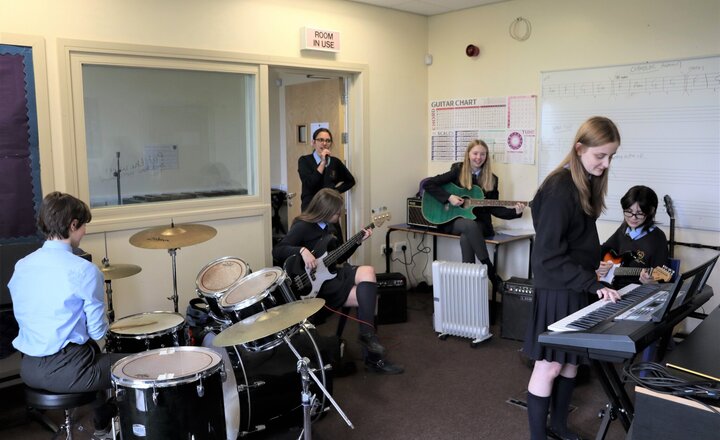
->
xmin=106 ymin=311 xmax=186 ymax=353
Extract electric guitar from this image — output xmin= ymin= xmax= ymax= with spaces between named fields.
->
xmin=421 ymin=183 xmax=525 ymax=225
xmin=598 ymin=250 xmax=674 ymax=285
xmin=283 ymin=210 xmax=391 ymax=299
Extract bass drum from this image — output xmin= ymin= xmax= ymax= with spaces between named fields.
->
xmin=202 ymin=325 xmax=334 ymax=437
xmin=111 ymin=347 xmax=226 ymax=440
xmin=196 ymin=256 xmax=251 ymax=326
xmin=106 ymin=311 xmax=186 ymax=353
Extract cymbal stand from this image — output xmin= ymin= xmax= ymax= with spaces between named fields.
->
xmin=283 ymin=328 xmax=353 ymax=440
xmin=167 ymin=248 xmax=179 ymax=313
xmin=101 ymin=255 xmax=116 ymax=323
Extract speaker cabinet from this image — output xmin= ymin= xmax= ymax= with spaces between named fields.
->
xmin=501 ymin=277 xmax=534 ymax=341
xmin=377 ymin=272 xmax=407 ymax=325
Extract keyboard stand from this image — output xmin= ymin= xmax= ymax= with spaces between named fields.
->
xmin=539 ymin=286 xmax=714 ymax=440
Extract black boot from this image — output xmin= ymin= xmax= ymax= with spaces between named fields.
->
xmin=358 ymin=332 xmax=385 ymax=355
xmin=481 ymin=258 xmax=503 ymax=293
xmin=364 ymin=352 xmax=404 ymax=375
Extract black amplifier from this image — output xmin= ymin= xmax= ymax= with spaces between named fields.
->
xmin=376 ymin=272 xmax=407 ymax=324
xmin=406 ymin=197 xmax=438 ymax=229
xmin=501 ymin=277 xmax=534 ymax=341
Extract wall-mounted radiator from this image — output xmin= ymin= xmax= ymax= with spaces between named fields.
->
xmin=432 ymin=260 xmax=492 ymax=346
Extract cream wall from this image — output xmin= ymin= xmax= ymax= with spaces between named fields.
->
xmin=427 ymin=0 xmax=720 ymax=312
xmin=0 ymin=0 xmax=429 ymax=317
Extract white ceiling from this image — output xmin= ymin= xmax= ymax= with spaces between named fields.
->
xmin=348 ymin=0 xmax=509 ymax=16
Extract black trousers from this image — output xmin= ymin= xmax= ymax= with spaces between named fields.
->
xmin=21 ymin=340 xmax=125 ymax=393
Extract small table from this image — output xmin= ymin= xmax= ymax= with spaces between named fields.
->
xmin=384 ymin=223 xmax=534 ymax=307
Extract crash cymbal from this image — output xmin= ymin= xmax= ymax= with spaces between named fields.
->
xmin=213 ymin=298 xmax=325 ymax=347
xmin=98 ymin=263 xmax=142 ymax=280
xmin=129 ymin=223 xmax=217 ymax=249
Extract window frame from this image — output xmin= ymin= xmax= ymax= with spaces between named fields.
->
xmin=60 ymin=41 xmax=264 ymax=232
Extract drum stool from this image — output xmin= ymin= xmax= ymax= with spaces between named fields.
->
xmin=25 ymin=386 xmax=97 ymax=440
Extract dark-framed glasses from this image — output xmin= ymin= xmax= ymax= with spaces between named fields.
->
xmin=623 ymin=210 xmax=646 ymax=219
xmin=315 ymin=138 xmax=333 ymax=144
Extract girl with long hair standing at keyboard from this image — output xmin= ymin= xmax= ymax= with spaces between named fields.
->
xmin=523 ymin=117 xmax=621 ymax=440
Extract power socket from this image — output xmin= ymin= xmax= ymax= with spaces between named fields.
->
xmin=393 ymin=241 xmax=408 ymax=253
xmin=381 ymin=244 xmax=393 ymax=256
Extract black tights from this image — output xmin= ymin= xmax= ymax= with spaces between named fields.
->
xmin=450 ymin=218 xmax=490 ymax=262
xmin=355 ymin=281 xmax=377 ymax=335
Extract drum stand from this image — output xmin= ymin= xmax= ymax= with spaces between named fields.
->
xmin=283 ymin=327 xmax=353 ymax=440
xmin=167 ymin=248 xmax=180 ymax=313
xmin=104 ymin=280 xmax=116 ymax=323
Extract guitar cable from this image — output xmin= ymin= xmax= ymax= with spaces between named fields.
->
xmin=323 ymin=305 xmax=376 ymax=331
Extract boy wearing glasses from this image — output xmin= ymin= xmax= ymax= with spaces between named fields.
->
xmin=597 ymin=185 xmax=669 ymax=289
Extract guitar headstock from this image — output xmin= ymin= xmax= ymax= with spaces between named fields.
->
xmin=651 ymin=265 xmax=675 ymax=283
xmin=663 ymin=195 xmax=675 ymax=220
xmin=371 ymin=208 xmax=392 ymax=228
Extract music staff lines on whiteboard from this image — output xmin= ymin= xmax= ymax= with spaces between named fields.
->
xmin=610 ymin=168 xmax=716 ymax=186
xmin=542 ymin=72 xmax=720 ymax=98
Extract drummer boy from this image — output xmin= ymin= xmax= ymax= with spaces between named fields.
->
xmin=10 ymin=191 xmax=123 ymax=439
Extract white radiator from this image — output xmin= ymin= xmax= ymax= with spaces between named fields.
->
xmin=432 ymin=260 xmax=492 ymax=345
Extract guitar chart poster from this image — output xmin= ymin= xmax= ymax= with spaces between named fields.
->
xmin=429 ymin=95 xmax=537 ymax=164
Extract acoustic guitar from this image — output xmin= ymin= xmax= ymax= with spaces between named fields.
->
xmin=598 ymin=250 xmax=674 ymax=285
xmin=283 ymin=210 xmax=391 ymax=299
xmin=421 ymin=182 xmax=524 ymax=225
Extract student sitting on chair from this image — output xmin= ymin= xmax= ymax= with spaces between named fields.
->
xmin=272 ymin=188 xmax=403 ymax=375
xmin=9 ymin=192 xmax=125 ymax=439
xmin=423 ymin=139 xmax=525 ymax=293
xmin=597 ymin=185 xmax=669 ymax=289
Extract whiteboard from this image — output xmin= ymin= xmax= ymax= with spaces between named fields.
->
xmin=539 ymin=56 xmax=720 ymax=231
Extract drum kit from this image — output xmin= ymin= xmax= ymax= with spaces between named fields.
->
xmin=101 ymin=221 xmax=352 ymax=439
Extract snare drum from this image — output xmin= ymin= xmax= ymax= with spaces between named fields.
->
xmin=219 ymin=267 xmax=296 ymax=325
xmin=196 ymin=257 xmax=251 ymax=325
xmin=112 ymin=347 xmax=226 ymax=440
xmin=107 ymin=312 xmax=186 ymax=353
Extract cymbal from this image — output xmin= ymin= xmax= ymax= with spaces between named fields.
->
xmin=213 ymin=298 xmax=325 ymax=347
xmin=129 ymin=223 xmax=217 ymax=249
xmin=98 ymin=263 xmax=142 ymax=280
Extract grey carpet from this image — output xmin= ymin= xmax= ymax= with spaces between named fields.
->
xmin=0 ymin=290 xmax=628 ymax=439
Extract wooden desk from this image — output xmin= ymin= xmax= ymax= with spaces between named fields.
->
xmin=384 ymin=223 xmax=534 ymax=306
xmin=664 ymin=305 xmax=720 ymax=383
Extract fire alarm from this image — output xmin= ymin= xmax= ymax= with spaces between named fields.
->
xmin=465 ymin=44 xmax=480 ymax=57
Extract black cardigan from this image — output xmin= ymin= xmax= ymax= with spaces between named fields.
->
xmin=530 ymin=169 xmax=606 ymax=293
xmin=298 ymin=154 xmax=356 ymax=211
xmin=422 ymin=162 xmax=520 ymax=235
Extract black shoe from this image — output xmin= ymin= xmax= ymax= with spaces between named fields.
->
xmin=365 ymin=358 xmax=404 ymax=375
xmin=358 ymin=333 xmax=385 ymax=355
xmin=547 ymin=426 xmax=584 ymax=440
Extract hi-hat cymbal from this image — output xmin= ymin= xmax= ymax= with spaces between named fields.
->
xmin=98 ymin=263 xmax=142 ymax=280
xmin=129 ymin=223 xmax=217 ymax=249
xmin=213 ymin=298 xmax=325 ymax=347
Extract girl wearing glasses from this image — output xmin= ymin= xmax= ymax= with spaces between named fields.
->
xmin=298 ymin=128 xmax=356 ymax=212
xmin=298 ymin=128 xmax=356 ymax=244
xmin=597 ymin=186 xmax=668 ymax=289
xmin=423 ymin=139 xmax=526 ymax=294
xmin=523 ymin=117 xmax=621 ymax=440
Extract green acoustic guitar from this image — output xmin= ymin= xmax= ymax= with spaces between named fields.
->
xmin=421 ymin=182 xmax=525 ymax=225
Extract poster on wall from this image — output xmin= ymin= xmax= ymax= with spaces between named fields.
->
xmin=429 ymin=95 xmax=536 ymax=164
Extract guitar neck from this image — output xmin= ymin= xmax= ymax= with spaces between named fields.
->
xmin=614 ymin=267 xmax=645 ymax=277
xmin=466 ymin=199 xmax=523 ymax=208
xmin=322 ymin=222 xmax=375 ymax=267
